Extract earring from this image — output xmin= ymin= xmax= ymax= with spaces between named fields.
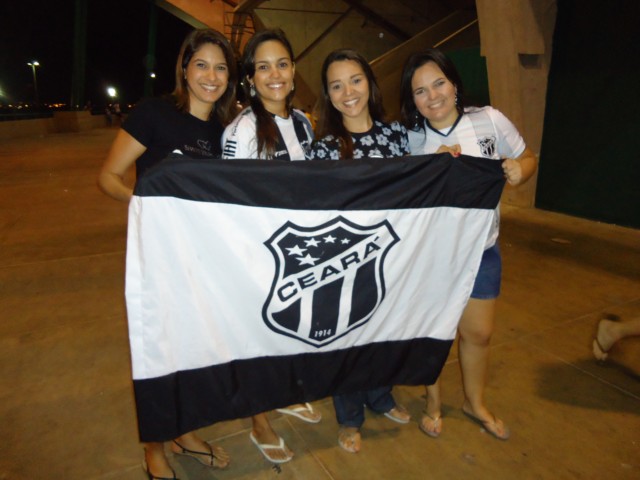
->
xmin=455 ymin=90 xmax=458 ymax=106
xmin=250 ymin=83 xmax=256 ymax=97
xmin=291 ymin=83 xmax=295 ymax=92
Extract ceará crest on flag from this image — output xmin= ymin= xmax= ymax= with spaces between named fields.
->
xmin=262 ymin=216 xmax=399 ymax=347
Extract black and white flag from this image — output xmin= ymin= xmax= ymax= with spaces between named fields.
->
xmin=126 ymin=153 xmax=504 ymax=441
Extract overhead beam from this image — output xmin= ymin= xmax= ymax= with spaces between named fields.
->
xmin=233 ymin=0 xmax=266 ymax=14
xmin=340 ymin=0 xmax=410 ymax=41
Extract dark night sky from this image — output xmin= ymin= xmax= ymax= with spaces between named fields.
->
xmin=0 ymin=0 xmax=193 ymax=107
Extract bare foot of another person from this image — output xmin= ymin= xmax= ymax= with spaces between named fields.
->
xmin=593 ymin=318 xmax=618 ymax=361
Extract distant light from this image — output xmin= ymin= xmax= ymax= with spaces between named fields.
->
xmin=107 ymin=87 xmax=117 ymax=98
xmin=150 ymin=72 xmax=156 ymax=78
xmin=27 ymin=60 xmax=40 ymax=67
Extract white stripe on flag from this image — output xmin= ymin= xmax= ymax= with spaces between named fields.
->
xmin=126 ymin=197 xmax=493 ymax=380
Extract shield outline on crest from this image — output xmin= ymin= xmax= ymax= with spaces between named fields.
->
xmin=262 ymin=215 xmax=399 ymax=348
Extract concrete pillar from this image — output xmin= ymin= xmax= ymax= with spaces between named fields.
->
xmin=476 ymin=0 xmax=557 ymax=207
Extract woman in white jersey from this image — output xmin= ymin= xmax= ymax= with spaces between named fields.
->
xmin=399 ymin=49 xmax=537 ymax=440
xmin=221 ymin=28 xmax=317 ymax=465
xmin=308 ymin=48 xmax=412 ymax=454
xmin=222 ymin=29 xmax=313 ymax=161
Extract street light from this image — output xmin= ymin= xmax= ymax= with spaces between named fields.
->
xmin=27 ymin=61 xmax=40 ymax=104
xmin=107 ymin=86 xmax=117 ymax=98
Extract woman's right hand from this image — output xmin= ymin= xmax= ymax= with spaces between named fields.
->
xmin=436 ymin=144 xmax=461 ymax=157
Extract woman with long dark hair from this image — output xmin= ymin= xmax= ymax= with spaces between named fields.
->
xmin=308 ymin=48 xmax=412 ymax=453
xmin=98 ymin=28 xmax=237 ymax=479
xmin=400 ymin=48 xmax=537 ymax=441
xmin=222 ymin=29 xmax=313 ymax=161
xmin=221 ymin=28 xmax=318 ymax=465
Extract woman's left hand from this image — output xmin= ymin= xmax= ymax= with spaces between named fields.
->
xmin=501 ymin=147 xmax=537 ymax=186
xmin=502 ymin=158 xmax=523 ymax=186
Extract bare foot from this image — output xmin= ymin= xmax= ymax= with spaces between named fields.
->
xmin=338 ymin=426 xmax=361 ymax=453
xmin=419 ymin=412 xmax=442 ymax=438
xmin=383 ymin=405 xmax=411 ymax=424
xmin=171 ymin=437 xmax=230 ymax=469
xmin=249 ymin=431 xmax=293 ymax=463
xmin=462 ymin=401 xmax=510 ymax=440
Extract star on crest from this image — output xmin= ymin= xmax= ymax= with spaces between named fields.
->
xmin=286 ymin=245 xmax=306 ymax=256
xmin=305 ymin=238 xmax=320 ymax=247
xmin=297 ymin=253 xmax=320 ymax=266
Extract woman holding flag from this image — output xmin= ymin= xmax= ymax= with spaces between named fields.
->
xmin=307 ymin=48 xmax=412 ymax=453
xmin=399 ymin=48 xmax=537 ymax=441
xmin=98 ymin=28 xmax=237 ymax=479
xmin=221 ymin=28 xmax=319 ymax=465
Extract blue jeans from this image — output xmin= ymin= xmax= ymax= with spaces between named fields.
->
xmin=333 ymin=386 xmax=396 ymax=428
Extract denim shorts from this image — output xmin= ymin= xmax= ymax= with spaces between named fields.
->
xmin=470 ymin=243 xmax=502 ymax=299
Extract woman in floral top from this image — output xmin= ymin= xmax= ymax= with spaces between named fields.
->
xmin=307 ymin=50 xmax=409 ymax=161
xmin=308 ymin=48 xmax=411 ymax=454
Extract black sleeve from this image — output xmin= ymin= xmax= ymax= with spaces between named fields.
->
xmin=123 ymin=98 xmax=168 ymax=147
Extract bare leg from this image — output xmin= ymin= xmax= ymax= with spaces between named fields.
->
xmin=419 ymin=381 xmax=442 ymax=437
xmin=458 ymin=298 xmax=509 ymax=439
xmin=251 ymin=413 xmax=293 ymax=462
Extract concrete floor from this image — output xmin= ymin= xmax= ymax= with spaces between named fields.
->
xmin=1 ymin=128 xmax=639 ymax=480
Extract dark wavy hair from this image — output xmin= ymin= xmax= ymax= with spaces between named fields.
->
xmin=241 ymin=28 xmax=296 ymax=159
xmin=399 ymin=48 xmax=465 ymax=130
xmin=316 ymin=49 xmax=385 ymax=159
xmin=172 ymin=28 xmax=237 ymax=125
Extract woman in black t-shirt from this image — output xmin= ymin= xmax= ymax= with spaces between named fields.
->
xmin=98 ymin=28 xmax=237 ymax=480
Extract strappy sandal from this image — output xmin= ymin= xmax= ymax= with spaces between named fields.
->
xmin=142 ymin=460 xmax=178 ymax=480
xmin=172 ymin=440 xmax=228 ymax=469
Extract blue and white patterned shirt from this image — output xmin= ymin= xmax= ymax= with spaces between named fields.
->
xmin=307 ymin=120 xmax=410 ymax=160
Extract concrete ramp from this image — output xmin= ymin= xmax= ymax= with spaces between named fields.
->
xmin=371 ymin=10 xmax=479 ymax=121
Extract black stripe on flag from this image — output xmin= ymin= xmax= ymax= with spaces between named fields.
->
xmin=135 ymin=153 xmax=505 ymax=210
xmin=134 ymin=337 xmax=452 ymax=442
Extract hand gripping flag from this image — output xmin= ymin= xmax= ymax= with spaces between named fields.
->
xmin=125 ymin=153 xmax=505 ymax=441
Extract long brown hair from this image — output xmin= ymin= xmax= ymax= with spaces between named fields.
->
xmin=316 ymin=49 xmax=385 ymax=159
xmin=172 ymin=28 xmax=237 ymax=125
xmin=241 ymin=29 xmax=296 ymax=159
